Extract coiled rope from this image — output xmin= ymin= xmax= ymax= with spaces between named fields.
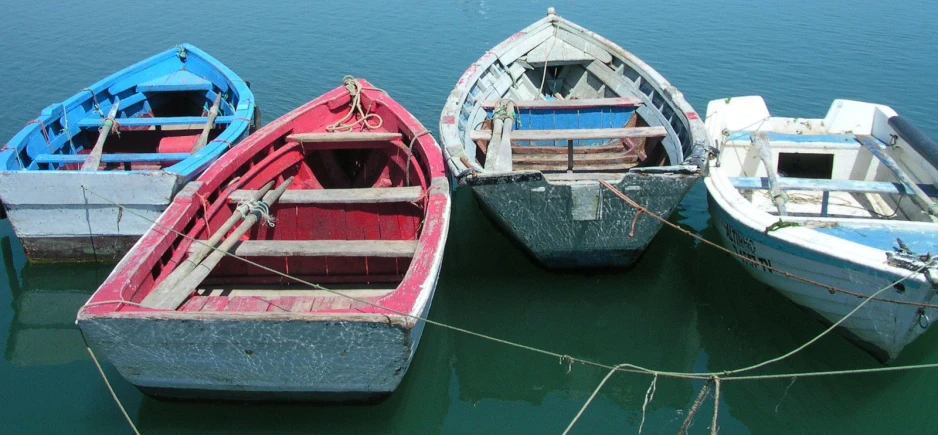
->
xmin=325 ymin=76 xmax=383 ymax=133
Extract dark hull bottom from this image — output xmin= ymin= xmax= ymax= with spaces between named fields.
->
xmin=19 ymin=235 xmax=140 ymax=263
xmin=793 ymin=299 xmax=892 ymax=364
xmin=535 ymin=248 xmax=643 ymax=269
xmin=137 ymin=385 xmax=392 ymax=404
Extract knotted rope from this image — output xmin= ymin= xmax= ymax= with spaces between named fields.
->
xmin=237 ymin=199 xmax=276 ymax=226
xmin=325 ymin=76 xmax=384 ymax=133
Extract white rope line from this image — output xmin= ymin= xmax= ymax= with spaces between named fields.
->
xmin=78 ymin=185 xmax=938 ymax=434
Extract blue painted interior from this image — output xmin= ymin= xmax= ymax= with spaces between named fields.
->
xmin=0 ymin=43 xmax=255 ymax=183
xmin=727 ymin=131 xmax=859 ymax=144
xmin=487 ymin=106 xmax=635 ymax=147
xmin=814 ymin=225 xmax=938 ymax=254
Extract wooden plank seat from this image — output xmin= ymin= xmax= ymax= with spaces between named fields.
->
xmin=286 ymin=132 xmax=403 ymax=143
xmin=227 ymin=186 xmax=423 ymax=204
xmin=202 ymin=240 xmax=419 ymax=258
xmin=136 ymin=70 xmax=214 ymax=92
xmin=34 ymin=152 xmax=190 ymax=165
xmin=730 ymin=177 xmax=938 ymax=197
xmin=470 ymin=126 xmax=667 ymax=141
xmin=513 ymin=153 xmax=637 ymax=166
xmin=78 ymin=115 xmax=235 ymax=129
xmin=480 ymin=96 xmax=643 ymax=110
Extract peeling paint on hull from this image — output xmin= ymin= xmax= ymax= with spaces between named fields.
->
xmin=469 ymin=172 xmax=697 ymax=269
xmin=79 ymin=302 xmax=431 ymax=402
xmin=19 ymin=235 xmax=141 ymax=263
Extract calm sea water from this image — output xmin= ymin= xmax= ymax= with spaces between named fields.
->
xmin=1 ymin=1 xmax=937 ymax=433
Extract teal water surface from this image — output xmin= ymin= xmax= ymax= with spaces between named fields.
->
xmin=1 ymin=1 xmax=938 ymax=433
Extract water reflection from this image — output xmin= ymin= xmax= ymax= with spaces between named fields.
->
xmin=1 ymin=220 xmax=112 ymax=367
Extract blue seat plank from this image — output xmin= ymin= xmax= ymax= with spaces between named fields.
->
xmin=34 ymin=153 xmax=190 ymax=164
xmin=729 ymin=176 xmax=938 ymax=197
xmin=136 ymin=70 xmax=213 ymax=92
xmin=78 ymin=115 xmax=235 ymax=128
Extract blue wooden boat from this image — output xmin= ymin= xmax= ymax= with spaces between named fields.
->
xmin=705 ymin=96 xmax=938 ymax=362
xmin=0 ymin=44 xmax=257 ymax=262
xmin=439 ymin=9 xmax=708 ymax=269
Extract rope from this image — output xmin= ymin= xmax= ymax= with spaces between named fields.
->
xmin=80 ymin=329 xmax=140 ymax=435
xmin=325 ymin=76 xmax=383 ymax=133
xmin=711 ymin=377 xmax=721 ymax=435
xmin=61 ymin=103 xmax=76 ymax=154
xmin=537 ymin=24 xmax=559 ymax=98
xmin=83 ymin=88 xmax=105 ymax=116
xmin=598 ymin=180 xmax=938 ymax=309
xmin=404 ymin=131 xmax=431 ymax=186
xmin=25 ymin=119 xmax=52 ymax=152
xmin=236 ymin=199 xmax=276 ymax=226
xmin=78 ymin=186 xmax=938 ymax=434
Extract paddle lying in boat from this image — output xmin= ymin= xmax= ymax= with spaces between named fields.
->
xmin=0 ymin=44 xmax=258 ymax=262
xmin=705 ymin=95 xmax=938 ymax=362
xmin=438 ymin=8 xmax=708 ymax=269
xmin=77 ymin=77 xmax=451 ymax=402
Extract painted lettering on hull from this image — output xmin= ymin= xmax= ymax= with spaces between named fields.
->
xmin=723 ymin=222 xmax=773 ymax=273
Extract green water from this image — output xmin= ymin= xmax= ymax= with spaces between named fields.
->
xmin=2 ymin=0 xmax=938 ymax=433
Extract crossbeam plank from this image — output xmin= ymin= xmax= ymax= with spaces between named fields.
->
xmin=78 ymin=115 xmax=235 ymax=129
xmin=470 ymin=126 xmax=666 ymax=142
xmin=227 ymin=186 xmax=423 ymax=204
xmin=481 ymin=97 xmax=642 ymax=110
xmin=286 ymin=132 xmax=403 ymax=143
xmin=729 ymin=176 xmax=938 ymax=197
xmin=225 ymin=240 xmax=419 ymax=258
xmin=35 ymin=153 xmax=190 ymax=165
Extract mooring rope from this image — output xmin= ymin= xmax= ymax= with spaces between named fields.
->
xmin=79 ymin=329 xmax=140 ymax=435
xmin=598 ymin=180 xmax=938 ymax=309
xmin=325 ymin=76 xmax=384 ymax=133
xmin=537 ymin=24 xmax=559 ymax=99
xmin=78 ymin=185 xmax=938 ymax=434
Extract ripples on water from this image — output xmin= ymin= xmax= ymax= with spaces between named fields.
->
xmin=0 ymin=0 xmax=937 ymax=433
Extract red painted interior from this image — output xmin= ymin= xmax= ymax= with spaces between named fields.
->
xmin=80 ymin=79 xmax=448 ymax=318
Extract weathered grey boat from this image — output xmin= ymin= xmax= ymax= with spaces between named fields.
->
xmin=439 ymin=8 xmax=708 ymax=269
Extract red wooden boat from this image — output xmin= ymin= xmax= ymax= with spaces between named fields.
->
xmin=76 ymin=78 xmax=450 ymax=401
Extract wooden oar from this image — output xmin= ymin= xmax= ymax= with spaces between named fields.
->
xmin=145 ymin=176 xmax=294 ymax=310
xmin=192 ymin=93 xmax=222 ymax=152
xmin=81 ymin=100 xmax=120 ymax=171
xmin=141 ymin=180 xmax=276 ymax=308
xmin=751 ymin=132 xmax=788 ymax=216
xmin=856 ymin=135 xmax=938 ymax=216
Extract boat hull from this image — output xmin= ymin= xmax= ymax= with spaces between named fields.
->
xmin=0 ymin=170 xmax=182 ymax=262
xmin=79 ymin=308 xmax=432 ymax=402
xmin=470 ymin=172 xmax=697 ymax=269
xmin=706 ymin=191 xmax=935 ymax=362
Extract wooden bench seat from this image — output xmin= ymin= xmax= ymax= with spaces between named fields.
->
xmin=729 ymin=176 xmax=938 ymax=197
xmin=225 ymin=240 xmax=419 ymax=258
xmin=136 ymin=70 xmax=214 ymax=92
xmin=286 ymin=132 xmax=403 ymax=143
xmin=481 ymin=96 xmax=642 ymax=110
xmin=470 ymin=126 xmax=667 ymax=141
xmin=227 ymin=186 xmax=423 ymax=204
xmin=78 ymin=115 xmax=235 ymax=129
xmin=34 ymin=152 xmax=190 ymax=165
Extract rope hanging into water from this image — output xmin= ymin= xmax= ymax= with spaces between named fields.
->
xmin=325 ymin=76 xmax=384 ymax=133
xmin=79 ymin=185 xmax=938 ymax=434
xmin=79 ymin=329 xmax=140 ymax=435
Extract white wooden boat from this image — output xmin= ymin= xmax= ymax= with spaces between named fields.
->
xmin=705 ymin=96 xmax=938 ymax=362
xmin=439 ymin=8 xmax=708 ymax=269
